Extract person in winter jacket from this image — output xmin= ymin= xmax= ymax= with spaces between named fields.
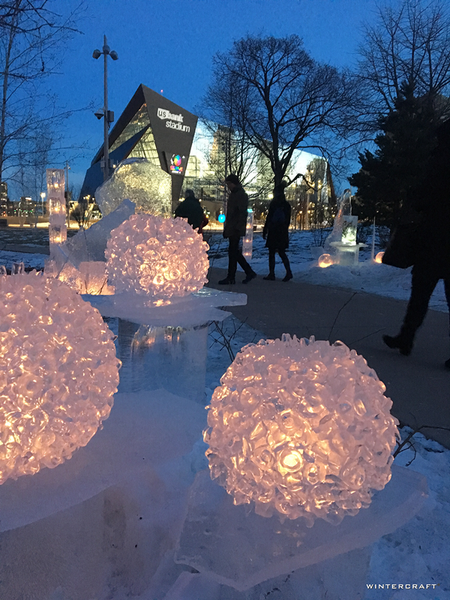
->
xmin=383 ymin=118 xmax=450 ymax=367
xmin=174 ymin=189 xmax=207 ymax=232
xmin=218 ymin=174 xmax=257 ymax=285
xmin=262 ymin=182 xmax=293 ymax=281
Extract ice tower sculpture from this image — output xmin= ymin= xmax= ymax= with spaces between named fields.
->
xmin=47 ymin=169 xmax=67 ymax=253
xmin=105 ymin=213 xmax=209 ymax=302
xmin=0 ymin=272 xmax=120 ymax=484
xmin=323 ymin=189 xmax=366 ymax=265
xmin=204 ymin=335 xmax=399 ymax=525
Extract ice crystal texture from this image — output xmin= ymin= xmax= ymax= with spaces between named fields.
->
xmin=105 ymin=213 xmax=209 ymax=300
xmin=96 ymin=158 xmax=171 ymax=217
xmin=0 ymin=272 xmax=120 ymax=484
xmin=56 ymin=262 xmax=114 ymax=295
xmin=204 ymin=335 xmax=399 ymax=525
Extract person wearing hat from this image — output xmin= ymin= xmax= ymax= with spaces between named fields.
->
xmin=218 ymin=174 xmax=257 ymax=285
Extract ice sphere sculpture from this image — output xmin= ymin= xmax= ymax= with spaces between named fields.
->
xmin=204 ymin=335 xmax=399 ymax=525
xmin=96 ymin=158 xmax=171 ymax=217
xmin=105 ymin=213 xmax=209 ymax=300
xmin=0 ymin=272 xmax=120 ymax=484
xmin=318 ymin=253 xmax=334 ymax=268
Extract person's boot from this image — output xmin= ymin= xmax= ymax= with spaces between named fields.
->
xmin=242 ymin=271 xmax=257 ymax=284
xmin=382 ymin=333 xmax=413 ymax=356
xmin=263 ymin=273 xmax=275 ymax=280
xmin=283 ymin=270 xmax=293 ymax=282
xmin=218 ymin=276 xmax=235 ymax=285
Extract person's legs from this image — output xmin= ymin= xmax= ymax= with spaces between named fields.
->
xmin=218 ymin=235 xmax=239 ymax=284
xmin=383 ymin=266 xmax=439 ymax=354
xmin=264 ymin=248 xmax=276 ymax=280
xmin=235 ymin=240 xmax=256 ymax=282
xmin=278 ymin=248 xmax=293 ymax=281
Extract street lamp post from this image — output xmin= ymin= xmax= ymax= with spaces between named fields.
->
xmin=93 ymin=36 xmax=118 ymax=182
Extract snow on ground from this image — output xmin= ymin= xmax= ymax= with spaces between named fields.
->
xmin=0 ymin=230 xmax=449 ymax=597
xmin=208 ymin=230 xmax=449 ymax=312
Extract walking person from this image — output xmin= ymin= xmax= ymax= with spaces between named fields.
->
xmin=174 ymin=189 xmax=208 ymax=232
xmin=262 ymin=182 xmax=293 ymax=281
xmin=382 ymin=119 xmax=450 ymax=367
xmin=218 ymin=174 xmax=257 ymax=285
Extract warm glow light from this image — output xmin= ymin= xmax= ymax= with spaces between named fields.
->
xmin=318 ymin=253 xmax=334 ymax=268
xmin=105 ymin=213 xmax=209 ymax=300
xmin=0 ymin=272 xmax=120 ymax=484
xmin=375 ymin=251 xmax=384 ymax=264
xmin=204 ymin=335 xmax=399 ymax=525
xmin=56 ymin=262 xmax=114 ymax=295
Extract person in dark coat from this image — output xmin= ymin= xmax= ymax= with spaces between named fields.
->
xmin=262 ymin=182 xmax=293 ymax=281
xmin=174 ymin=189 xmax=207 ymax=232
xmin=383 ymin=118 xmax=450 ymax=367
xmin=218 ymin=174 xmax=257 ymax=285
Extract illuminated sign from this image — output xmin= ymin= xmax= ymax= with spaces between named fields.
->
xmin=157 ymin=107 xmax=191 ymax=133
xmin=169 ymin=154 xmax=186 ymax=174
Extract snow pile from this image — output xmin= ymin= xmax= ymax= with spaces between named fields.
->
xmin=204 ymin=335 xmax=399 ymax=525
xmin=0 ymin=272 xmax=120 ymax=484
xmin=106 ymin=213 xmax=209 ymax=301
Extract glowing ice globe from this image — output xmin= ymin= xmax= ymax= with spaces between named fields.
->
xmin=96 ymin=158 xmax=172 ymax=217
xmin=0 ymin=272 xmax=120 ymax=484
xmin=204 ymin=335 xmax=399 ymax=525
xmin=105 ymin=213 xmax=209 ymax=300
xmin=318 ymin=253 xmax=334 ymax=268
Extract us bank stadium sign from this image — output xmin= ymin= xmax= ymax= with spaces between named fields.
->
xmin=157 ymin=108 xmax=191 ymax=133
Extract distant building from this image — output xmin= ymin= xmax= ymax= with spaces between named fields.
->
xmin=80 ymin=84 xmax=198 ymax=212
xmin=81 ymin=84 xmax=323 ymax=224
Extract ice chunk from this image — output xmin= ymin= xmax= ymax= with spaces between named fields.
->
xmin=0 ymin=389 xmax=207 ymax=532
xmin=62 ymin=198 xmax=136 ymax=265
xmin=96 ymin=157 xmax=172 ymax=217
xmin=174 ymin=466 xmax=427 ymax=591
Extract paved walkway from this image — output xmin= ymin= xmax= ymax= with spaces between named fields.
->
xmin=208 ymin=267 xmax=450 ymax=449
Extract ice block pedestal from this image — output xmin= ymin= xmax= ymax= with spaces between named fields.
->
xmin=329 ymin=241 xmax=367 ymax=266
xmin=87 ymin=288 xmax=247 ymax=403
xmin=173 ymin=466 xmax=428 ymax=596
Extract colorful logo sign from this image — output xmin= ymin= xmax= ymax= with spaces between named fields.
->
xmin=170 ymin=154 xmax=185 ymax=174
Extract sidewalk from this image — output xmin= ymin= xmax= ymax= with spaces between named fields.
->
xmin=208 ymin=267 xmax=450 ymax=449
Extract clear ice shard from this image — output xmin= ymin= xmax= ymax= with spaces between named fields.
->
xmin=174 ymin=465 xmax=428 ymax=591
xmin=61 ymin=199 xmax=136 ymax=266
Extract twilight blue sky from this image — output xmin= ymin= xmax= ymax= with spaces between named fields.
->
xmin=52 ymin=0 xmax=379 ymax=192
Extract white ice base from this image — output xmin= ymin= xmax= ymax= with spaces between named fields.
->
xmin=0 ymin=390 xmax=206 ymax=533
xmin=174 ymin=467 xmax=428 ymax=592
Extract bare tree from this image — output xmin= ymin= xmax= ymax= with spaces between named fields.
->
xmin=357 ymin=0 xmax=450 ymax=130
xmin=201 ymin=35 xmax=359 ymax=189
xmin=0 ymin=1 xmax=82 ymax=190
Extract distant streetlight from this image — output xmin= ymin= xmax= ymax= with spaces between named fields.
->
xmin=92 ymin=36 xmax=118 ymax=182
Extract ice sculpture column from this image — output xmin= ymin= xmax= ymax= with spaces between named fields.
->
xmin=47 ymin=168 xmax=67 ymax=257
xmin=88 ymin=213 xmax=247 ymax=403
